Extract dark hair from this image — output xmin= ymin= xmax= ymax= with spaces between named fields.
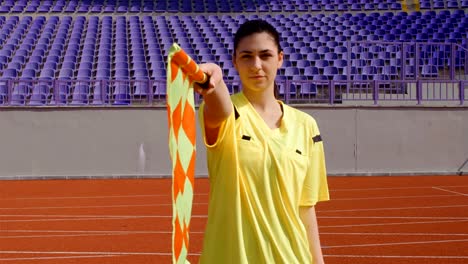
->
xmin=233 ymin=19 xmax=283 ymax=98
xmin=233 ymin=19 xmax=283 ymax=55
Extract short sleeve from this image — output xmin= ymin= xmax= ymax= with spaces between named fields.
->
xmin=299 ymin=120 xmax=330 ymax=206
xmin=198 ymin=101 xmax=235 ymax=150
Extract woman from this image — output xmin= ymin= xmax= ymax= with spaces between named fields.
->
xmin=195 ymin=19 xmax=329 ymax=264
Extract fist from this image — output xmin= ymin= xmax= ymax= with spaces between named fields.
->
xmin=194 ymin=63 xmax=224 ymax=95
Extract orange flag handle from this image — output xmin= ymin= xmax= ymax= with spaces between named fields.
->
xmin=171 ymin=48 xmax=210 ymax=89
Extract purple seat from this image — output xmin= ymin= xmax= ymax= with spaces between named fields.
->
xmin=71 ymin=82 xmax=91 ymax=105
xmin=113 ymin=81 xmax=131 ymax=105
xmin=421 ymin=65 xmax=438 ymax=78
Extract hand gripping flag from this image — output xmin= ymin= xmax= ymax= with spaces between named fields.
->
xmin=167 ymin=43 xmax=207 ymax=264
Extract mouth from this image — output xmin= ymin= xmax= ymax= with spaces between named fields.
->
xmin=250 ymin=76 xmax=265 ymax=79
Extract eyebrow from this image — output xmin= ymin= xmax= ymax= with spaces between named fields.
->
xmin=239 ymin=49 xmax=273 ymax=54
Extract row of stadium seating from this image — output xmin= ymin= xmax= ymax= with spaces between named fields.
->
xmin=0 ymin=3 xmax=465 ymax=105
xmin=0 ymin=0 xmax=406 ymax=13
xmin=0 ymin=10 xmax=465 ymax=82
xmin=0 ymin=0 xmax=467 ymax=13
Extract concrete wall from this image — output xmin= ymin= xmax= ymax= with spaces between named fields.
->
xmin=300 ymin=106 xmax=468 ymax=175
xmin=0 ymin=106 xmax=466 ymax=179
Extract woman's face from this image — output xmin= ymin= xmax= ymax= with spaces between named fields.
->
xmin=233 ymin=32 xmax=283 ymax=93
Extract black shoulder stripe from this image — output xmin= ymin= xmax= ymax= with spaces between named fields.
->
xmin=313 ymin=135 xmax=322 ymax=143
xmin=234 ymin=105 xmax=240 ymax=120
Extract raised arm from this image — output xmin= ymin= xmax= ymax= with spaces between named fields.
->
xmin=195 ymin=63 xmax=233 ymax=145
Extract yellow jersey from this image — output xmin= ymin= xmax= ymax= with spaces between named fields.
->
xmin=199 ymin=92 xmax=329 ymax=263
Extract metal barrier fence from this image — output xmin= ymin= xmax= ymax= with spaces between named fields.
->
xmin=346 ymin=41 xmax=467 ymax=81
xmin=0 ymin=41 xmax=465 ymax=106
xmin=0 ymin=79 xmax=168 ymax=106
xmin=283 ymin=79 xmax=467 ymax=105
xmin=0 ymin=78 xmax=465 ymax=106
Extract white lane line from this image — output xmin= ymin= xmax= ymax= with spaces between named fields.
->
xmin=332 ymin=194 xmax=458 ymax=201
xmin=432 ymin=187 xmax=468 ymax=196
xmin=0 ymin=250 xmax=201 ymax=256
xmin=0 ymin=230 xmax=204 ymax=238
xmin=0 ymin=254 xmax=121 ymax=261
xmin=0 ymin=233 xmax=200 ymax=239
xmin=1 ymin=194 xmax=459 ymax=204
xmin=319 ymin=216 xmax=468 ymax=220
xmin=324 ymin=255 xmax=468 ymax=259
xmin=1 ymin=230 xmax=174 ymax=234
xmin=321 ymin=219 xmax=468 ymax=228
xmin=1 ymin=185 xmax=467 ymax=201
xmin=324 ymin=238 xmax=468 ymax=248
xmin=7 ymin=231 xmax=466 ymax=239
xmin=321 ymin=232 xmax=468 ymax=236
xmin=0 ymin=193 xmax=209 ymax=201
xmin=0 ymin=214 xmax=165 ymax=218
xmin=1 ymin=214 xmax=466 ymax=220
xmin=319 ymin=204 xmax=468 ymax=213
xmin=0 ymin=215 xmax=207 ymax=223
xmin=330 ymin=185 xmax=468 ymax=192
xmin=2 ymin=230 xmax=466 ymax=237
xmin=0 ymin=203 xmax=187 ymax=210
xmin=0 ymin=233 xmax=159 ymax=239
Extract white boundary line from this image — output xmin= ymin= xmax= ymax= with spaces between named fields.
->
xmin=1 ymin=184 xmax=467 ymax=201
xmin=324 ymin=254 xmax=468 ymax=259
xmin=0 ymin=233 xmax=162 ymax=239
xmin=0 ymin=215 xmax=207 ymax=223
xmin=1 ymin=214 xmax=466 ymax=219
xmin=1 ymin=230 xmax=174 ymax=234
xmin=0 ymin=204 xmax=174 ymax=210
xmin=329 ymin=185 xmax=468 ymax=192
xmin=2 ymin=232 xmax=467 ymax=239
xmin=0 ymin=250 xmax=198 ymax=256
xmin=0 ymin=214 xmax=168 ymax=218
xmin=331 ymin=194 xmax=458 ymax=201
xmin=1 ymin=203 xmax=466 ymax=212
xmin=0 ymin=194 xmax=208 ymax=201
xmin=2 ymin=214 xmax=467 ymax=220
xmin=0 ymin=254 xmax=122 ymax=261
xmin=2 ymin=230 xmax=467 ymax=236
xmin=319 ymin=204 xmax=468 ymax=212
xmin=323 ymin=239 xmax=468 ymax=248
xmin=320 ymin=232 xmax=468 ymax=236
xmin=319 ymin=216 xmax=468 ymax=220
xmin=321 ymin=219 xmax=468 ymax=228
xmin=324 ymin=238 xmax=468 ymax=248
xmin=432 ymin=187 xmax=468 ymax=196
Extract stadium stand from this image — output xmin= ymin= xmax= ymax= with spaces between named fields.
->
xmin=0 ymin=1 xmax=465 ymax=105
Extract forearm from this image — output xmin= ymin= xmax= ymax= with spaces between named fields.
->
xmin=300 ymin=206 xmax=325 ymax=264
xmin=202 ymin=80 xmax=232 ymax=129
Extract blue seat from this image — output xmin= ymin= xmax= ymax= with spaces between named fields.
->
xmin=421 ymin=65 xmax=438 ymax=78
xmin=29 ymin=81 xmax=52 ymax=106
xmin=71 ymin=82 xmax=91 ymax=105
xmin=404 ymin=65 xmax=416 ymax=78
xmin=2 ymin=68 xmax=17 ymax=79
xmin=11 ymin=82 xmax=32 ymax=106
xmin=134 ymin=80 xmax=151 ymax=97
xmin=92 ymin=80 xmax=110 ymax=105
xmin=324 ymin=66 xmax=339 ymax=80
xmin=113 ymin=81 xmax=131 ymax=105
xmin=19 ymin=67 xmax=35 ymax=78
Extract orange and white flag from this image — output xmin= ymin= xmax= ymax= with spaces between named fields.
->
xmin=167 ymin=43 xmax=207 ymax=264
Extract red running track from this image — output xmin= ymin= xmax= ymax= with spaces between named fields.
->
xmin=0 ymin=175 xmax=467 ymax=263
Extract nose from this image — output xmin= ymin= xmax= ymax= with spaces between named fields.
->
xmin=250 ymin=56 xmax=261 ymax=71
